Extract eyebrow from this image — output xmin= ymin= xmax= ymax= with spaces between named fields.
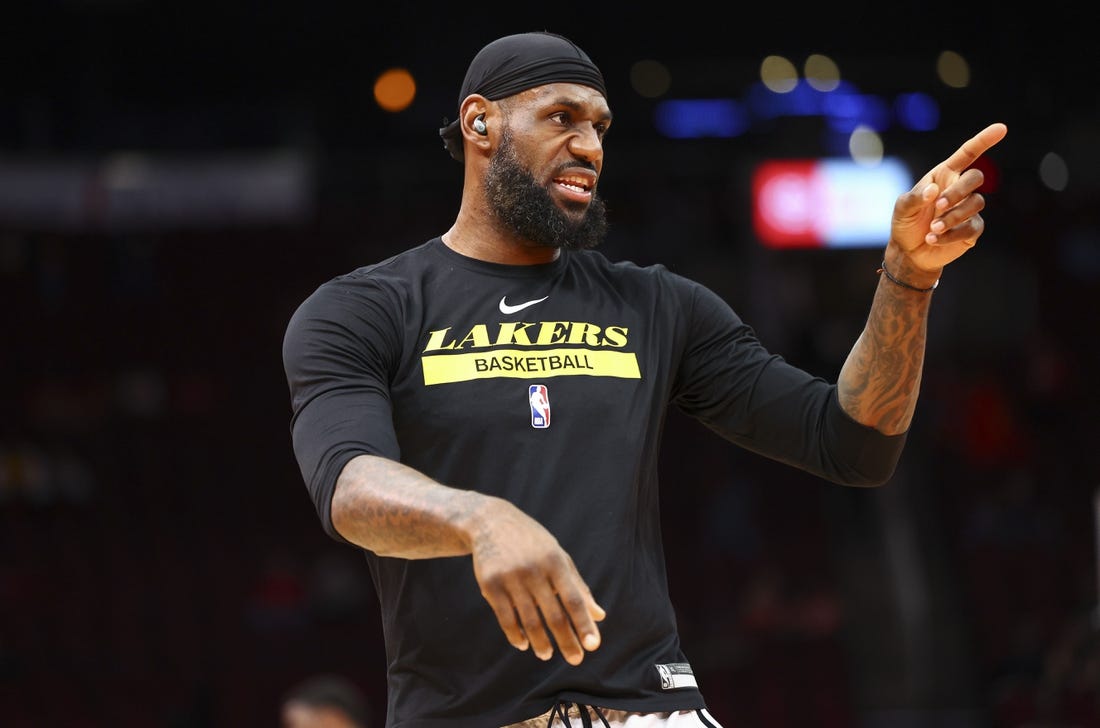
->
xmin=550 ymin=96 xmax=613 ymax=124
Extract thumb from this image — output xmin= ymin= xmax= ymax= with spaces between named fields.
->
xmin=892 ymin=181 xmax=939 ymax=251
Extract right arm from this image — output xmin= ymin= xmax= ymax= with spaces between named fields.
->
xmin=331 ymin=454 xmax=485 ymax=559
xmin=330 ymin=454 xmax=605 ymax=665
xmin=282 ymin=284 xmax=602 ymax=665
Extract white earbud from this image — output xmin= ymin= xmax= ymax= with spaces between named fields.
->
xmin=473 ymin=116 xmax=487 ymax=135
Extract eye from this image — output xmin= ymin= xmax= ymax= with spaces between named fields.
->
xmin=550 ymin=111 xmax=610 ymax=138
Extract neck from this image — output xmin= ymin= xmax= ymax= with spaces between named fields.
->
xmin=442 ymin=215 xmax=561 ymax=266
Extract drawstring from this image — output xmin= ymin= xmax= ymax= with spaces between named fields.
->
xmin=546 ymin=701 xmax=610 ymax=728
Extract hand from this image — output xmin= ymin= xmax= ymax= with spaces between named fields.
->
xmin=468 ymin=497 xmax=605 ymax=665
xmin=890 ymin=122 xmax=1008 ymax=274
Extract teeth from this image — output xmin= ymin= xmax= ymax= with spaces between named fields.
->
xmin=558 ymin=177 xmax=590 ymax=192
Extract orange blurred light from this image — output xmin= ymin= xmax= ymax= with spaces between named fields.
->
xmin=374 ymin=68 xmax=416 ymax=112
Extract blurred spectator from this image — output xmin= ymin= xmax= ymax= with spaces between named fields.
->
xmin=280 ymin=674 xmax=371 ymax=728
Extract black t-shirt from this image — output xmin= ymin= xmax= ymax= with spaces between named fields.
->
xmin=282 ymin=238 xmax=906 ymax=727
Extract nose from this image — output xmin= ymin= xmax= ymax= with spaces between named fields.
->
xmin=568 ymin=124 xmax=603 ymax=163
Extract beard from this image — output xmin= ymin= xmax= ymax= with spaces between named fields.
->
xmin=484 ymin=130 xmax=608 ymax=251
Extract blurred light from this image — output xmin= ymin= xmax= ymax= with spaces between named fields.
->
xmin=653 ymin=99 xmax=750 ymax=139
xmin=803 ymin=54 xmax=841 ymax=92
xmin=658 ymin=80 xmax=906 ymax=140
xmin=760 ymin=55 xmax=799 ymax=93
xmin=1039 ymin=152 xmax=1069 ymax=191
xmin=821 ymin=89 xmax=892 ymax=132
xmin=747 ymin=80 xmax=825 ymax=119
xmin=971 ymin=156 xmax=1002 ymax=193
xmin=752 ymin=157 xmax=912 ymax=248
xmin=848 ymin=125 xmax=884 ymax=166
xmin=0 ymin=151 xmax=313 ymax=231
xmin=936 ymin=50 xmax=970 ymax=89
xmin=374 ymin=68 xmax=416 ymax=112
xmin=630 ymin=59 xmax=672 ymax=98
xmin=894 ymin=92 xmax=940 ymax=131
xmin=653 ymin=62 xmax=945 ymax=140
xmin=103 ymin=152 xmax=152 ymax=189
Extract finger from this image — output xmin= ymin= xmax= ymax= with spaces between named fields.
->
xmin=551 ymin=579 xmax=604 ymax=652
xmin=891 ymin=180 xmax=940 ymax=234
xmin=930 ymin=190 xmax=986 ymax=236
xmin=481 ymin=584 xmax=530 ymax=652
xmin=926 ymin=212 xmax=985 ymax=250
xmin=934 ymin=167 xmax=987 ymax=214
xmin=529 ymin=582 xmax=587 ymax=665
xmin=511 ymin=592 xmax=556 ymax=661
xmin=589 ymin=594 xmax=607 ymax=623
xmin=905 ymin=178 xmax=939 ymax=210
xmin=941 ymin=122 xmax=1007 ymax=174
xmin=561 ymin=553 xmax=606 ymax=630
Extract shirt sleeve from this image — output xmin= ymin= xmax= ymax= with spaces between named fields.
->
xmin=671 ymin=279 xmax=906 ymax=486
xmin=281 ymin=278 xmax=404 ymax=542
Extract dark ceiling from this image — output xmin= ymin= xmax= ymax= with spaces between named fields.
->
xmin=3 ymin=4 xmax=1094 ymax=160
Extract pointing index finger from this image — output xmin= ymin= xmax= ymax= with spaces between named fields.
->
xmin=942 ymin=122 xmax=1008 ymax=173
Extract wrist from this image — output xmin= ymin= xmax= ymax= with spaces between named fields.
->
xmin=459 ymin=492 xmax=505 ymax=550
xmin=881 ymin=246 xmax=942 ymax=292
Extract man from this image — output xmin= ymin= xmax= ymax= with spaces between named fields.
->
xmin=282 ymin=30 xmax=1007 ymax=728
xmin=281 ymin=674 xmax=371 ymax=728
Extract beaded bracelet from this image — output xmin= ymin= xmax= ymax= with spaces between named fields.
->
xmin=878 ymin=259 xmax=938 ymax=292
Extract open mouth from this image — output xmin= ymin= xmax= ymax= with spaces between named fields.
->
xmin=554 ymin=174 xmax=593 ymax=193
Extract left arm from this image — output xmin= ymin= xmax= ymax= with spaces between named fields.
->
xmin=838 ymin=122 xmax=1008 ymax=434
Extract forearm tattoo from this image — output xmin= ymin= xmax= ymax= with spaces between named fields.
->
xmin=334 ymin=455 xmax=476 ymax=558
xmin=838 ymin=277 xmax=933 ymax=435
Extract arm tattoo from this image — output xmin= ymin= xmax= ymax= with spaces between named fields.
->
xmin=838 ymin=276 xmax=933 ymax=435
xmin=332 ymin=455 xmax=480 ymax=559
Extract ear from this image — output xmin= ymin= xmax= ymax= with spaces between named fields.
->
xmin=459 ymin=96 xmax=493 ymax=156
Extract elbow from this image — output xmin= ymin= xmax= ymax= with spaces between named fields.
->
xmin=329 ymin=474 xmax=364 ymax=544
xmin=329 ymin=497 xmax=354 ymax=542
xmin=821 ymin=388 xmax=908 ymax=489
xmin=850 ymin=473 xmax=893 ymax=488
xmin=829 ymin=473 xmax=891 ymax=489
xmin=821 ymin=449 xmax=901 ymax=487
xmin=325 ymin=454 xmax=374 ymax=545
xmin=838 ymin=461 xmax=899 ymax=488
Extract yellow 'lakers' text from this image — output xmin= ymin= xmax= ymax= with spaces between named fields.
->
xmin=424 ymin=321 xmax=628 ymax=351
xmin=421 ymin=321 xmax=640 ymax=385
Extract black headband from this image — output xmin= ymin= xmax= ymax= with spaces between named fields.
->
xmin=439 ymin=31 xmax=607 ymax=162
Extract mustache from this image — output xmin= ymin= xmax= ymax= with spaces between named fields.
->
xmin=555 ymin=160 xmax=597 ymax=176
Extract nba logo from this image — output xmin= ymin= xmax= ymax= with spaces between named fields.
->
xmin=529 ymin=384 xmax=550 ymax=428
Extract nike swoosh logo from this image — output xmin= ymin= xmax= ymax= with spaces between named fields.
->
xmin=499 ymin=295 xmax=549 ymax=315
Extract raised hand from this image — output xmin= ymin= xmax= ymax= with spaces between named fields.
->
xmin=890 ymin=122 xmax=1008 ymax=272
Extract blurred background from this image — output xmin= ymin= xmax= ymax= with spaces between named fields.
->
xmin=2 ymin=4 xmax=1098 ymax=727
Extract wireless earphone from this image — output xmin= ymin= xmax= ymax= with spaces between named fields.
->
xmin=472 ymin=115 xmax=487 ymax=135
